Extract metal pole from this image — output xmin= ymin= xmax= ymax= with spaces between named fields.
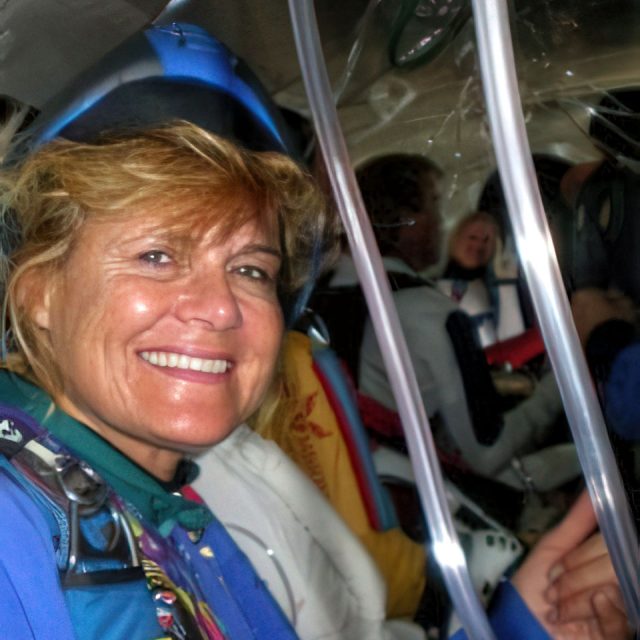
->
xmin=471 ymin=0 xmax=640 ymax=627
xmin=288 ymin=2 xmax=497 ymax=637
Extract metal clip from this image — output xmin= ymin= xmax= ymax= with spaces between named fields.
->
xmin=54 ymin=456 xmax=139 ymax=573
xmin=510 ymin=456 xmax=537 ymax=495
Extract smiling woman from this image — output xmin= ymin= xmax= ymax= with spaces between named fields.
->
xmin=34 ymin=214 xmax=285 ymax=480
xmin=0 ymin=120 xmax=338 ymax=639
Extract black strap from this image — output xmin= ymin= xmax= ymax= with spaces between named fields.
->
xmin=62 ymin=566 xmax=145 ymax=587
xmin=445 ymin=311 xmax=504 ymax=446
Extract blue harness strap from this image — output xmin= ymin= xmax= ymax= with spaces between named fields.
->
xmin=0 ymin=403 xmax=164 ymax=639
xmin=0 ymin=465 xmax=77 ymax=640
xmin=311 ymin=345 xmax=398 ymax=531
xmin=0 ymin=401 xmax=298 ymax=639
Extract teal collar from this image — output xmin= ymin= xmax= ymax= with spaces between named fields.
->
xmin=0 ymin=370 xmax=212 ymax=536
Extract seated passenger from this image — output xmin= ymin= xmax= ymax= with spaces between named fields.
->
xmin=560 ymin=88 xmax=640 ymax=524
xmin=327 ymin=154 xmax=576 ymax=491
xmin=437 ymin=210 xmax=526 ymax=348
xmin=561 ymin=88 xmax=640 ymax=306
xmin=194 ymin=334 xmax=632 ymax=639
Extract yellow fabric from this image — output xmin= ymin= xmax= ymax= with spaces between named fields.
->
xmin=257 ymin=330 xmax=426 ymax=618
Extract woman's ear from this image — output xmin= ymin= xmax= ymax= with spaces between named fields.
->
xmin=16 ymin=268 xmax=55 ymax=330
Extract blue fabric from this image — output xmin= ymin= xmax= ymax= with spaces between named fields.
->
xmin=450 ymin=581 xmax=550 ymax=640
xmin=0 ymin=449 xmax=298 ymax=639
xmin=171 ymin=523 xmax=298 ymax=639
xmin=64 ymin=581 xmax=162 ymax=640
xmin=0 ymin=374 xmax=299 ymax=639
xmin=605 ymin=342 xmax=640 ymax=441
xmin=0 ymin=474 xmax=297 ymax=639
xmin=0 ymin=453 xmax=162 ymax=640
xmin=0 ymin=448 xmax=69 ymax=569
xmin=0 ymin=467 xmax=76 ymax=640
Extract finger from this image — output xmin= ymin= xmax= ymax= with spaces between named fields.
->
xmin=547 ymin=556 xmax=616 ymax=603
xmin=591 ymin=589 xmax=632 ymax=640
xmin=550 ymin=588 xmax=599 ymax=622
xmin=553 ymin=534 xmax=606 ymax=575
xmin=550 ymin=583 xmax=620 ymax=623
xmin=543 ymin=491 xmax=597 ymax=553
xmin=549 ymin=619 xmax=594 ymax=640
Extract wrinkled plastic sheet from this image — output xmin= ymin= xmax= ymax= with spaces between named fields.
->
xmin=326 ymin=0 xmax=640 ymax=229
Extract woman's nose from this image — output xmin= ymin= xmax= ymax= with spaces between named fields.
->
xmin=174 ymin=271 xmax=242 ymax=330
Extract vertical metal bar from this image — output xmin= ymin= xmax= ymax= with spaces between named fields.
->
xmin=471 ymin=0 xmax=640 ymax=627
xmin=288 ymin=1 xmax=496 ymax=637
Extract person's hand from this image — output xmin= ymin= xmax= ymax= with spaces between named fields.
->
xmin=511 ymin=491 xmax=632 ymax=639
xmin=570 ymin=287 xmax=635 ymax=346
xmin=544 ymin=531 xmax=632 ymax=639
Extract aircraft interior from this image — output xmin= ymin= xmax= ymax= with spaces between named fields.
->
xmin=0 ymin=1 xmax=638 ymax=638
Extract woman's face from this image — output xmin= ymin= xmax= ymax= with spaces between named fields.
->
xmin=450 ymin=219 xmax=497 ymax=270
xmin=34 ymin=210 xmax=284 ymax=479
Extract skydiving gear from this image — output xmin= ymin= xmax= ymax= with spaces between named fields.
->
xmin=0 ymin=410 xmax=228 ymax=638
xmin=11 ymin=23 xmax=295 ymax=159
xmin=0 ymin=409 xmax=173 ymax=638
xmin=308 ymin=271 xmax=506 ymax=448
xmin=5 ymin=22 xmax=321 ymax=326
xmin=436 ymin=275 xmax=528 ymax=349
xmin=570 ymin=88 xmax=640 ymax=301
xmin=0 ymin=371 xmax=298 ymax=640
xmin=307 ymin=270 xmax=429 ymax=380
xmin=438 ymin=277 xmax=498 ymax=347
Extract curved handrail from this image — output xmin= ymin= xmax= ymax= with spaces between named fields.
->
xmin=288 ymin=2 xmax=496 ymax=638
xmin=471 ymin=0 xmax=640 ymax=627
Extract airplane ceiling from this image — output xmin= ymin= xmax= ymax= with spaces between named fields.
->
xmin=0 ymin=0 xmax=169 ymax=108
xmin=1 ymin=0 xmax=639 ymax=218
xmin=0 ymin=0 xmax=371 ymax=108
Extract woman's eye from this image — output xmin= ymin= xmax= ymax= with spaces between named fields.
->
xmin=235 ymin=265 xmax=272 ymax=283
xmin=139 ymin=250 xmax=172 ymax=265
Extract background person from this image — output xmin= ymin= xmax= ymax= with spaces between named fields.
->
xmin=341 ymin=154 xmax=573 ymax=493
xmin=438 ymin=210 xmax=527 ymax=348
xmin=570 ymin=287 xmax=640 ymax=527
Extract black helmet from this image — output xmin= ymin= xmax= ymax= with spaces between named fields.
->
xmin=12 ymin=22 xmax=298 ymax=160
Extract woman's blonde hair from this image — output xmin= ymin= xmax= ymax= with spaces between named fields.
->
xmin=0 ymin=120 xmax=339 ymax=398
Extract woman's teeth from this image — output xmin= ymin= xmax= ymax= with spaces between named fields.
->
xmin=140 ymin=351 xmax=230 ymax=373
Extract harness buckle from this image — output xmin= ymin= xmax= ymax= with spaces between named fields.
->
xmin=52 ymin=455 xmax=140 ymax=575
